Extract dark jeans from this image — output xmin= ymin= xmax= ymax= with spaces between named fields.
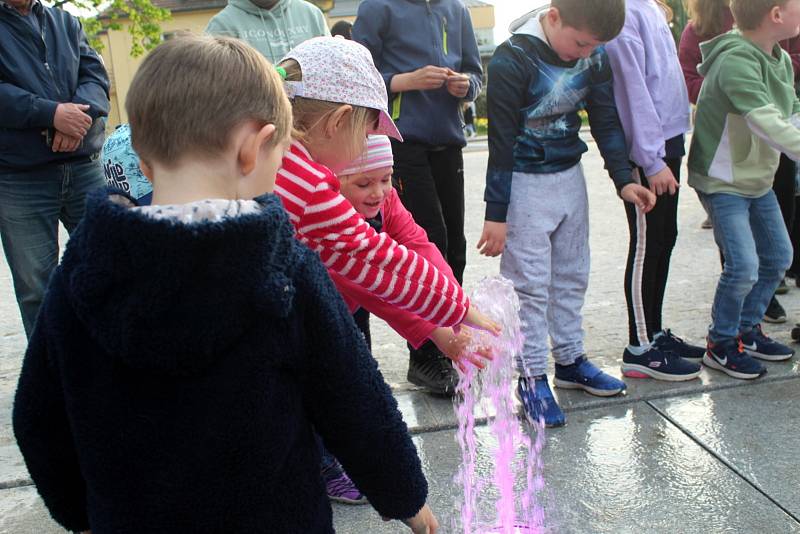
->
xmin=0 ymin=158 xmax=104 ymax=337
xmin=624 ymin=158 xmax=681 ymax=346
xmin=390 ymin=140 xmax=466 ymax=284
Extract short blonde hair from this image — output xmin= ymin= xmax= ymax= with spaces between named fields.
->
xmin=730 ymin=0 xmax=789 ymax=31
xmin=279 ymin=59 xmax=377 ymax=155
xmin=126 ymin=34 xmax=292 ymax=167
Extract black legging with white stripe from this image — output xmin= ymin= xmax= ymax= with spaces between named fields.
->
xmin=623 ymin=156 xmax=682 ymax=347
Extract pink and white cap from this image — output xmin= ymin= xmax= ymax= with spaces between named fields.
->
xmin=281 ymin=37 xmax=403 ymax=142
xmin=339 ymin=135 xmax=394 ymax=176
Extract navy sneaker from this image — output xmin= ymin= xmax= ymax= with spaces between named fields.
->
xmin=621 ymin=346 xmax=701 ymax=381
xmin=704 ymin=338 xmax=766 ymax=380
xmin=516 ymin=375 xmax=566 ymax=428
xmin=740 ymin=324 xmax=795 ymax=362
xmin=652 ymin=329 xmax=706 ymax=362
xmin=553 ymin=356 xmax=627 ymax=397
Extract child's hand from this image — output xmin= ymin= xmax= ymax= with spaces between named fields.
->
xmin=429 ymin=327 xmax=495 ymax=370
xmin=477 ymin=221 xmax=507 ymax=257
xmin=621 ymin=183 xmax=656 ymax=213
xmin=461 ymin=306 xmax=501 ymax=336
xmin=401 ymin=504 xmax=439 ymax=533
xmin=445 ymin=69 xmax=470 ymax=98
xmin=647 ymin=166 xmax=679 ymax=196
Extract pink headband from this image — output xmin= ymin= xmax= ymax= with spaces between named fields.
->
xmin=339 ymin=135 xmax=394 ymax=176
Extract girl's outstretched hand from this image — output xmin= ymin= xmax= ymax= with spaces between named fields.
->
xmin=430 ymin=327 xmax=495 ymax=371
xmin=461 ymin=305 xmax=501 ymax=336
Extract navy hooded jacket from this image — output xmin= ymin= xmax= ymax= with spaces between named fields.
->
xmin=12 ymin=191 xmax=427 ymax=533
xmin=353 ymin=0 xmax=483 ymax=147
xmin=0 ymin=1 xmax=109 ymax=171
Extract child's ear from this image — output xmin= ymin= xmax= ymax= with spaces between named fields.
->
xmin=325 ymin=105 xmax=354 ymax=139
xmin=239 ymin=123 xmax=277 ymax=176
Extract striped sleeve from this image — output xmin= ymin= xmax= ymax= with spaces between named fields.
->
xmin=274 ymin=143 xmax=469 ymax=327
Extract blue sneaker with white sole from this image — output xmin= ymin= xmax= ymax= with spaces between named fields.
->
xmin=740 ymin=324 xmax=795 ymax=362
xmin=704 ymin=338 xmax=766 ymax=380
xmin=516 ymin=375 xmax=566 ymax=428
xmin=553 ymin=355 xmax=627 ymax=397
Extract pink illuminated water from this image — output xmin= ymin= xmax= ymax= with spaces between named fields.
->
xmin=453 ymin=276 xmax=546 ymax=534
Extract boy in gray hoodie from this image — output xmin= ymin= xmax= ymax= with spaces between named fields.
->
xmin=206 ymin=0 xmax=328 ymax=64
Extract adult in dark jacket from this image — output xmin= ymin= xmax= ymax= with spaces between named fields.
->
xmin=0 ymin=0 xmax=109 ymax=337
xmin=353 ymin=0 xmax=483 ymax=396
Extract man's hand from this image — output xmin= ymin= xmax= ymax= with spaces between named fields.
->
xmin=621 ymin=183 xmax=657 ymax=213
xmin=51 ymin=131 xmax=82 ymax=153
xmin=53 ymin=103 xmax=92 ymax=139
xmin=647 ymin=166 xmax=679 ymax=195
xmin=477 ymin=221 xmax=507 ymax=257
xmin=390 ymin=66 xmax=449 ymax=93
xmin=445 ymin=70 xmax=470 ymax=98
xmin=429 ymin=327 xmax=494 ymax=371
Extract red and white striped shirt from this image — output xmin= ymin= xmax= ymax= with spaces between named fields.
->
xmin=275 ymin=141 xmax=469 ymax=327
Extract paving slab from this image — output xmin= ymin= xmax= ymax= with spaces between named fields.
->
xmin=651 ymin=379 xmax=800 ymax=520
xmin=333 ymin=402 xmax=800 ymax=534
xmin=0 ymin=485 xmax=63 ymax=533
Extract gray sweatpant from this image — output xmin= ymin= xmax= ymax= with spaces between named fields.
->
xmin=500 ymin=164 xmax=590 ymax=377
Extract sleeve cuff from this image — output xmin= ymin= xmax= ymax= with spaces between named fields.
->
xmin=485 ymin=202 xmax=508 ymax=223
xmin=643 ymin=159 xmax=667 ymax=178
xmin=33 ymin=99 xmax=59 ymax=127
xmin=611 ymin=169 xmax=635 ymax=193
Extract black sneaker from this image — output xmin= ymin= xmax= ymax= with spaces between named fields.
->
xmin=407 ymin=342 xmax=457 ymax=396
xmin=775 ymin=279 xmax=789 ymax=295
xmin=652 ymin=329 xmax=706 ymax=362
xmin=764 ymin=296 xmax=787 ymax=324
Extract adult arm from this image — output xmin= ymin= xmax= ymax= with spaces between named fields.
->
xmin=0 ymin=80 xmax=59 ymax=129
xmin=459 ymin=4 xmax=483 ymax=101
xmin=352 ymin=1 xmax=394 ymax=97
xmin=71 ymin=18 xmax=110 ymax=120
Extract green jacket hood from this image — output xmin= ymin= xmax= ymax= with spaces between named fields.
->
xmin=699 ymin=30 xmax=780 ymax=76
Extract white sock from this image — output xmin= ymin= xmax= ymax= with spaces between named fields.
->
xmin=626 ymin=343 xmax=652 ymax=356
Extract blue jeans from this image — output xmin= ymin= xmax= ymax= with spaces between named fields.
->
xmin=0 ymin=159 xmax=104 ymax=337
xmin=700 ymin=190 xmax=793 ymax=342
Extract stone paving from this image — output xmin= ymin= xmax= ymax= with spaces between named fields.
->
xmin=2 ymin=137 xmax=800 ymax=532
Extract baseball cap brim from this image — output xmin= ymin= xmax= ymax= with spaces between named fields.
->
xmin=376 ymin=110 xmax=403 ymax=142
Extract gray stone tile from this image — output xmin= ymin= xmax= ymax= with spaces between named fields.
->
xmin=651 ymin=379 xmax=800 ymax=519
xmin=0 ymin=485 xmax=65 ymax=533
xmin=334 ymin=402 xmax=800 ymax=534
xmin=393 ymin=391 xmax=440 ymax=433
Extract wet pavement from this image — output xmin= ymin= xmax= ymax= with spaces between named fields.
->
xmin=2 ymin=137 xmax=800 ymax=533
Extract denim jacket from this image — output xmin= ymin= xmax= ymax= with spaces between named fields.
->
xmin=484 ymin=9 xmax=634 ymax=222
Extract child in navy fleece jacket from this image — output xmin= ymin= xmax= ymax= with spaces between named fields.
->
xmin=13 ymin=35 xmax=438 ymax=534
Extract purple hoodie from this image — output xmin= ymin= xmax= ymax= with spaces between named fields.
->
xmin=605 ymin=0 xmax=690 ymax=177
